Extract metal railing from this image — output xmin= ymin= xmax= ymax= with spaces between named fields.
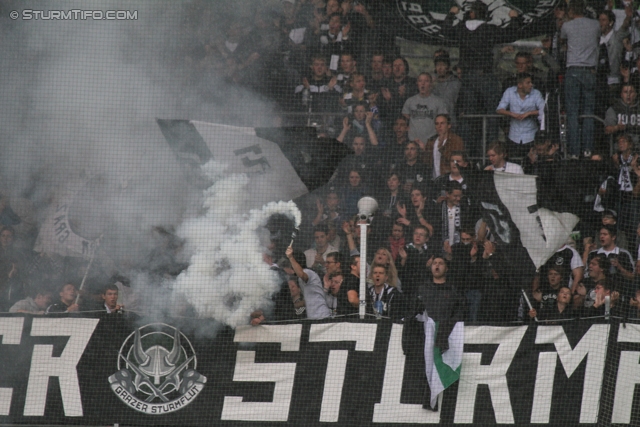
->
xmin=277 ymin=111 xmax=612 ymax=163
xmin=453 ymin=113 xmax=611 ymax=162
xmin=456 ymin=114 xmax=502 ymax=164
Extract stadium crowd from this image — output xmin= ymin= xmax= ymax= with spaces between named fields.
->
xmin=245 ymin=0 xmax=640 ymax=323
xmin=1 ymin=0 xmax=640 ymax=324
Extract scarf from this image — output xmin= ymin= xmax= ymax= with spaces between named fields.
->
xmin=619 ymin=154 xmax=633 ymax=192
xmin=368 ymin=283 xmax=392 ymax=313
xmin=442 ymin=202 xmax=461 ymax=245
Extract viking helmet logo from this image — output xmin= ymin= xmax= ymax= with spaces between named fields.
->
xmin=109 ymin=323 xmax=206 ymax=414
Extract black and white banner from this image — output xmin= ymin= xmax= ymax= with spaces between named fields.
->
xmin=1 ymin=315 xmax=640 ymax=425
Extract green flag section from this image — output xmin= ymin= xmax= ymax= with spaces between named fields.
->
xmin=424 ymin=318 xmax=464 ymax=409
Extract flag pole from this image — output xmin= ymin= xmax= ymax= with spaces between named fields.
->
xmin=521 ymin=289 xmax=538 ymax=322
xmin=358 ymin=222 xmax=368 ymax=319
xmin=356 ymin=197 xmax=378 ymax=319
xmin=75 ymin=235 xmax=102 ymax=305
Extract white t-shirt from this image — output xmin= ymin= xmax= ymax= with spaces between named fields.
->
xmin=490 ymin=162 xmax=524 ymax=174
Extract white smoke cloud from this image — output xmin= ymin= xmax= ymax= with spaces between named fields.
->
xmin=0 ymin=0 xmax=306 ymax=326
xmin=0 ymin=1 xmax=278 ymax=266
xmin=173 ymin=160 xmax=301 ymax=328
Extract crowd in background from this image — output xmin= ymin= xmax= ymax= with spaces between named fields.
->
xmin=242 ymin=0 xmax=640 ymax=323
xmin=1 ymin=0 xmax=640 ymax=323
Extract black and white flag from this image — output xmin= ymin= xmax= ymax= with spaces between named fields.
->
xmin=476 ymin=170 xmax=579 ymax=286
xmin=157 ymin=120 xmax=351 ymax=209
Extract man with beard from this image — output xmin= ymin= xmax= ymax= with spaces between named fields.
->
xmin=605 ymin=83 xmax=640 ymax=142
xmin=402 ymin=257 xmax=464 ymax=410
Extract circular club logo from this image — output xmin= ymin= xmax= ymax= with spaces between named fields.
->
xmin=108 ymin=323 xmax=207 ymax=415
xmin=396 ymin=0 xmax=557 ymax=41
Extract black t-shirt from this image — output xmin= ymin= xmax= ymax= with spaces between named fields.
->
xmin=336 ymin=274 xmax=359 ymax=315
xmin=537 ymin=303 xmax=575 ymax=321
xmin=393 ymin=161 xmax=431 ymax=192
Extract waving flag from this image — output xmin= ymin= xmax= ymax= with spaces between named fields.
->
xmin=157 ymin=120 xmax=351 ymax=208
xmin=33 ymin=179 xmax=99 ymax=259
xmin=473 ymin=168 xmax=580 ymax=289
xmin=423 ymin=318 xmax=464 ymax=410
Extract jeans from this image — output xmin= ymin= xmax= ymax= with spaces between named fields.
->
xmin=564 ymin=67 xmax=596 ymax=156
xmin=466 ymin=289 xmax=482 ymax=322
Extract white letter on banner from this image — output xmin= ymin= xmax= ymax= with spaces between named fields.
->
xmin=612 ymin=323 xmax=640 ymax=424
xmin=221 ymin=324 xmax=302 ymax=422
xmin=0 ymin=318 xmax=24 ymax=415
xmin=24 ymin=318 xmax=98 ymax=416
xmin=454 ymin=326 xmax=527 ymax=424
xmin=373 ymin=323 xmax=442 ymax=423
xmin=308 ymin=323 xmax=377 ymax=422
xmin=530 ymin=352 xmax=557 ymax=423
xmin=535 ymin=324 xmax=610 ymax=424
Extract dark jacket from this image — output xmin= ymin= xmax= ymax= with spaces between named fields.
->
xmin=441 ymin=14 xmax=523 ymax=74
xmin=366 ymin=284 xmax=405 ymax=320
xmin=537 ymin=303 xmax=576 ymax=321
xmin=427 ymin=200 xmax=477 ymax=247
xmin=402 ymin=280 xmax=464 ymax=354
xmin=397 ymin=243 xmax=438 ymax=297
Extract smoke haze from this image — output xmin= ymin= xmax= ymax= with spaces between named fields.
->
xmin=0 ymin=0 xmax=296 ymax=325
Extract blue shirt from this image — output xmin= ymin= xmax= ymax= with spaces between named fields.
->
xmin=497 ymin=86 xmax=545 ymax=144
